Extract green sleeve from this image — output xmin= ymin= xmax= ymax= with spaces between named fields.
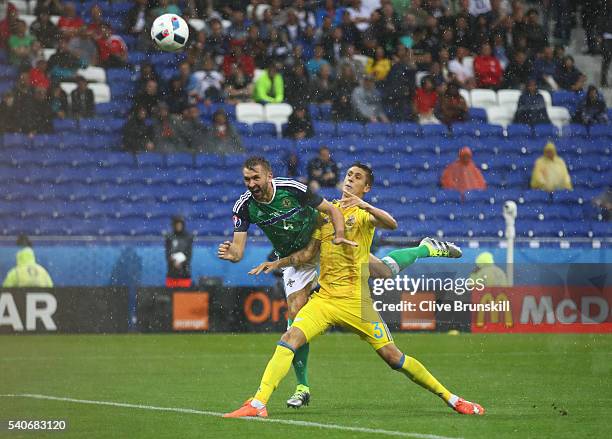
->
xmin=273 ymin=74 xmax=284 ymax=103
xmin=253 ymin=77 xmax=273 ymax=103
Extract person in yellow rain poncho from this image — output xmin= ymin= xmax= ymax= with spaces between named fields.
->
xmin=470 ymin=252 xmax=508 ymax=287
xmin=3 ymin=235 xmax=53 ymax=288
xmin=530 ymin=142 xmax=573 ymax=192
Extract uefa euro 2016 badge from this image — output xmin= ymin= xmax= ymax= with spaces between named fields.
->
xmin=282 ymin=198 xmax=292 ymax=208
xmin=345 ymin=215 xmax=356 ymax=229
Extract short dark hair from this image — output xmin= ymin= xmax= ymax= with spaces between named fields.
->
xmin=243 ymin=156 xmax=272 ymax=173
xmin=16 ymin=234 xmax=31 ymax=247
xmin=349 ymin=162 xmax=374 ymax=187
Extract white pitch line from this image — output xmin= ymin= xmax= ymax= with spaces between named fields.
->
xmin=0 ymin=393 xmax=462 ymax=439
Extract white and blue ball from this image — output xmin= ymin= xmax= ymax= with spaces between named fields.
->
xmin=151 ymin=14 xmax=189 ymax=52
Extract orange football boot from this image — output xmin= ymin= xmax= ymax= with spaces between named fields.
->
xmin=452 ymin=397 xmax=485 ymax=415
xmin=223 ymin=399 xmax=268 ymax=418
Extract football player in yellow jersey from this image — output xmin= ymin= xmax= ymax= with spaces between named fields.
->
xmin=224 ymin=163 xmax=485 ymax=418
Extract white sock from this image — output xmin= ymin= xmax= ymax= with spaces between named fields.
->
xmin=381 ymin=256 xmax=400 ymax=276
xmin=447 ymin=394 xmax=459 ymax=407
xmin=250 ymin=399 xmax=265 ymax=409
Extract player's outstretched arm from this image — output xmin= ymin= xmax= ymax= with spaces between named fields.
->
xmin=315 ymin=199 xmax=358 ymax=245
xmin=249 ymin=238 xmax=321 ymax=275
xmin=218 ymin=232 xmax=247 ymax=262
xmin=340 ymin=190 xmax=398 ymax=230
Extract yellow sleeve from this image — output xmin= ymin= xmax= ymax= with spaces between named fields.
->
xmin=312 ymin=224 xmax=322 ymax=241
xmin=2 ymin=269 xmax=16 ymax=288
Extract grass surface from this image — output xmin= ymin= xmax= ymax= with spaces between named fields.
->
xmin=1 ymin=333 xmax=611 ymax=438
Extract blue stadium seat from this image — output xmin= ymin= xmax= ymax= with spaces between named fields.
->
xmin=392 ymin=122 xmax=421 ymax=137
xmin=308 ymin=104 xmax=321 ymax=120
xmin=3 ymin=133 xmax=32 ymax=148
xmin=166 ymin=153 xmax=194 ymax=168
xmin=53 ymin=119 xmax=78 ymax=132
xmin=522 ymin=191 xmax=551 ymax=204
xmin=533 ymin=124 xmax=559 ymax=138
xmin=562 ymin=124 xmax=588 ymax=138
xmin=337 ymin=122 xmax=365 ymax=138
xmin=588 ymin=124 xmax=612 ymax=139
xmin=468 ymin=107 xmax=487 ymax=122
xmin=313 ymin=121 xmax=336 ymax=137
xmin=506 ymin=124 xmax=532 ymax=138
xmin=421 ymin=124 xmax=449 ymax=137
xmin=106 ymin=68 xmax=132 ymax=83
xmin=365 ymin=122 xmax=392 ymax=138
xmin=32 ymin=134 xmax=64 ymax=150
xmin=250 ymin=122 xmax=277 ymax=137
xmin=136 ymin=152 xmax=164 ymax=168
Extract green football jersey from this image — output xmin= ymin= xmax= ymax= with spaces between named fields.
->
xmin=232 ymin=178 xmax=323 ymax=258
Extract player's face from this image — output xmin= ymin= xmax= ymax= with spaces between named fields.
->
xmin=343 ymin=166 xmax=371 ymax=198
xmin=243 ymin=165 xmax=273 ymax=201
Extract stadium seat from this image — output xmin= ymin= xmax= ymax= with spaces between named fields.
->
xmin=470 ymin=89 xmax=497 ymax=108
xmin=421 ymin=124 xmax=448 ymax=137
xmin=533 ymin=124 xmax=559 ymax=139
xmin=486 ymin=106 xmax=513 ymax=127
xmin=264 ymin=103 xmax=293 ymax=134
xmin=468 ymin=107 xmax=487 ymax=122
xmin=506 ymin=123 xmax=532 ymax=138
xmin=236 ymin=102 xmax=265 ymax=124
xmin=166 ymin=153 xmax=194 ymax=168
xmin=392 ymin=122 xmax=421 ymax=137
xmin=459 ymin=89 xmax=471 ymax=106
xmin=77 ymin=67 xmax=106 ymax=83
xmin=497 ymin=89 xmax=521 ymax=107
xmin=562 ymin=124 xmax=588 ymax=138
xmin=588 ymin=124 xmax=612 ymax=139
xmin=136 ymin=153 xmax=164 ymax=168
xmin=251 ymin=122 xmax=277 ymax=137
xmin=313 ymin=121 xmax=337 ymax=137
xmin=539 ymin=90 xmax=552 ymax=107
xmin=547 ymin=106 xmax=571 ymax=129
xmin=365 ymin=122 xmax=392 ymax=138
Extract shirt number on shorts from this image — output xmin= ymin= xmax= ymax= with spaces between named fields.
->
xmin=373 ymin=322 xmax=384 ymax=339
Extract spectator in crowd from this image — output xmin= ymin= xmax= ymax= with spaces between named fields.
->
xmin=352 ymin=75 xmax=390 ymax=122
xmin=366 ymin=46 xmax=392 ymax=81
xmin=2 ymin=234 xmax=53 ymax=288
xmin=530 ymin=142 xmax=573 ymax=192
xmin=284 ymin=105 xmax=314 ymax=140
xmin=58 ymin=2 xmax=85 ymax=38
xmin=30 ymin=8 xmax=59 ymax=48
xmin=574 ymin=85 xmax=609 ymax=126
xmin=87 ymin=3 xmax=107 ymax=40
xmin=189 ymin=54 xmax=225 ymax=103
xmin=473 ymin=43 xmax=503 ymax=89
xmin=222 ymin=41 xmax=255 ymax=79
xmin=554 ymin=55 xmax=586 ymax=92
xmin=513 ymin=79 xmax=551 ymax=125
xmin=123 ymin=106 xmax=154 ymax=152
xmin=310 ymin=62 xmax=334 ymax=104
xmin=502 ymin=50 xmax=532 ymax=89
xmin=593 ymin=188 xmax=612 ymax=221
xmin=0 ymin=91 xmax=20 ymax=133
xmin=165 ymin=78 xmax=189 ymax=114
xmin=177 ymin=104 xmax=209 ymax=152
xmin=29 ymin=59 xmax=50 ymax=90
xmin=68 ymin=26 xmax=99 ymax=67
xmin=340 ymin=44 xmax=365 ymax=80
xmin=0 ymin=3 xmax=19 ymax=49
xmin=469 ymin=252 xmax=508 ymax=287
xmin=448 ymin=46 xmax=475 ymax=89
xmin=384 ymin=46 xmax=417 ymax=121
xmin=224 ymin=63 xmax=253 ymax=103
xmin=492 ymin=34 xmax=509 ymax=70
xmin=152 ymin=102 xmax=185 ymax=153
xmin=134 ymin=79 xmax=160 ymax=117
xmin=156 ymin=0 xmax=183 ymax=16
xmin=22 ymin=87 xmax=54 ymax=135
xmin=8 ymin=20 xmax=34 ymax=67
xmin=35 ymin=0 xmax=63 ymax=16
xmin=165 ymin=215 xmax=193 ymax=289
xmin=207 ymin=109 xmax=244 ymax=154
xmin=284 ymin=63 xmax=311 ymax=108
xmin=437 ymin=82 xmax=469 ymax=125
xmin=307 ymin=146 xmax=339 ymax=191
xmin=136 ymin=62 xmax=160 ymax=92
xmin=126 ymin=0 xmax=150 ymax=50
xmin=533 ymin=46 xmax=558 ymax=90
xmin=283 ymin=149 xmax=304 ymax=181
xmin=48 ymin=83 xmax=69 ymax=119
xmin=306 ymin=44 xmax=330 ymax=76
xmin=253 ymin=62 xmax=284 ymax=103
xmin=414 ymin=75 xmax=440 ymax=124
xmin=440 ymin=146 xmax=487 ymax=194
xmin=71 ymin=76 xmax=95 ymax=118
xmin=48 ymin=39 xmax=82 ymax=82
xmin=600 ymin=3 xmax=612 ymax=87
xmin=523 ymin=9 xmax=548 ymax=53
xmin=96 ymin=24 xmax=128 ymax=68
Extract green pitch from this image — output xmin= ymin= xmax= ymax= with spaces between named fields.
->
xmin=1 ymin=333 xmax=611 ymax=439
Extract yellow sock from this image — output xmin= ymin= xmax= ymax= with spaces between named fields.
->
xmin=396 ymin=354 xmax=452 ymax=402
xmin=253 ymin=342 xmax=295 ymax=405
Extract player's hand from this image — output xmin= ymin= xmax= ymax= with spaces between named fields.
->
xmin=217 ymin=241 xmax=233 ymax=260
xmin=332 ymin=236 xmax=358 ymax=247
xmin=248 ymin=261 xmax=280 ymax=275
xmin=340 ymin=190 xmax=370 ymax=210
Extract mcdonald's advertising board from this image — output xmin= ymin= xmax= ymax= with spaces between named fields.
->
xmin=471 ymin=286 xmax=612 ymax=333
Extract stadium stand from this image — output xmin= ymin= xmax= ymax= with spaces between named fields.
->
xmin=0 ymin=0 xmax=610 ymax=240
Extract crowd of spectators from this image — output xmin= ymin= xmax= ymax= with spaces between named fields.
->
xmin=1 ymin=0 xmax=611 ymax=140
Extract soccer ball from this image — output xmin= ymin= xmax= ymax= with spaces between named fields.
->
xmin=151 ymin=14 xmax=189 ymax=52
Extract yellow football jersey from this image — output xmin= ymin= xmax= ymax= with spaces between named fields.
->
xmin=313 ymin=201 xmax=375 ymax=300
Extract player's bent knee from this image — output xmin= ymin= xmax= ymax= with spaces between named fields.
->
xmin=280 ymin=326 xmax=307 ymax=351
xmin=377 ymin=344 xmax=405 ymax=369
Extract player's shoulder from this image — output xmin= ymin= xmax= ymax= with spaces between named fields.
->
xmin=273 ymin=177 xmax=308 ymax=193
xmin=233 ymin=190 xmax=252 ymax=213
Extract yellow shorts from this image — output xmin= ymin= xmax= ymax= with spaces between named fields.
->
xmin=291 ymin=293 xmax=393 ymax=350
